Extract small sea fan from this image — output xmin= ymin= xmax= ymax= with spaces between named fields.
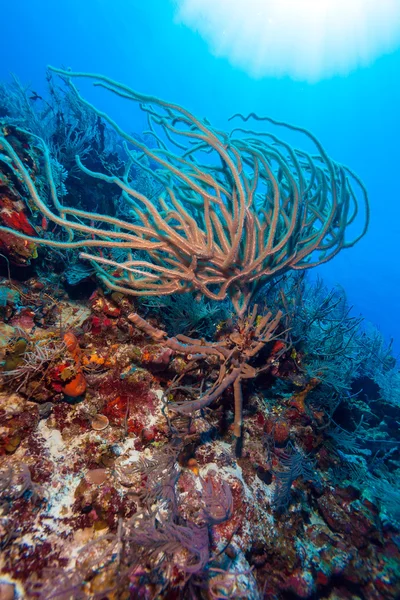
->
xmin=0 ymin=286 xmax=19 ymax=307
xmin=50 ymin=157 xmax=68 ymax=198
xmin=326 ymin=424 xmax=365 ymax=454
xmin=273 ymin=448 xmax=320 ymax=511
xmin=126 ymin=514 xmax=210 ymax=575
xmin=115 ymin=445 xmax=180 ymax=511
xmin=142 ymin=293 xmax=231 ymax=339
xmin=4 ymin=338 xmax=66 ymax=391
xmin=201 ymin=473 xmax=233 ymax=525
xmin=64 ymin=262 xmax=95 ymax=286
xmin=26 ymin=567 xmax=86 ymax=600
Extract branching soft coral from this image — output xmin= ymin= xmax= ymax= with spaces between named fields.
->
xmin=0 ymin=67 xmax=369 ymax=316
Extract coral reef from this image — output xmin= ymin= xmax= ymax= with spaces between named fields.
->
xmin=0 ymin=271 xmax=398 ymax=599
xmin=0 ymin=71 xmax=398 ymax=599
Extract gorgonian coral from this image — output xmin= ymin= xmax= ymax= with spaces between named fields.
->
xmin=0 ymin=67 xmax=369 ymax=316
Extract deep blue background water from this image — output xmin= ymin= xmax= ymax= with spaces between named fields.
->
xmin=3 ymin=0 xmax=400 ymax=352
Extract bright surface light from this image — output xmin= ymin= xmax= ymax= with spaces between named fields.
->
xmin=173 ymin=0 xmax=400 ymax=81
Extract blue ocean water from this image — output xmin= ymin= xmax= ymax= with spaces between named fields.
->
xmin=2 ymin=0 xmax=400 ymax=350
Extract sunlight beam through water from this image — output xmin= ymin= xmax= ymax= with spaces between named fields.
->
xmin=174 ymin=0 xmax=400 ymax=81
